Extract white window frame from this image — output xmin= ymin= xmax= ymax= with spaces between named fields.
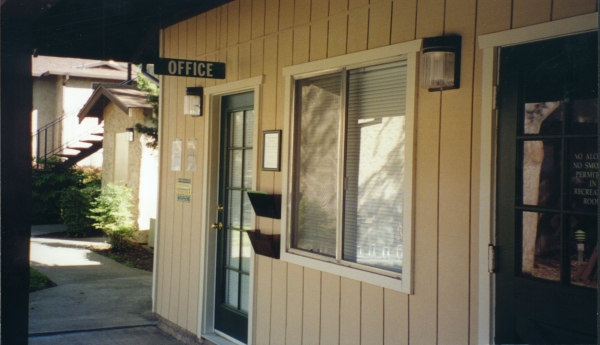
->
xmin=281 ymin=40 xmax=421 ymax=294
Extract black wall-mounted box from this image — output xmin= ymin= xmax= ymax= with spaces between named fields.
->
xmin=246 ymin=191 xmax=281 ymax=219
xmin=245 ymin=230 xmax=280 ymax=259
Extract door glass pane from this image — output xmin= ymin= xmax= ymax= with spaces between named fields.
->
xmin=523 ymin=102 xmax=564 ymax=135
xmin=292 ymin=74 xmax=341 ymax=257
xmin=569 ymin=215 xmax=598 ymax=288
xmin=240 ymin=274 xmax=250 ymax=313
xmin=230 ymin=150 xmax=243 ymax=188
xmin=521 ymin=140 xmax=562 ymax=208
xmin=241 ymin=232 xmax=251 ymax=272
xmin=227 ymin=229 xmax=240 ymax=268
xmin=570 ymin=98 xmax=598 ymax=135
xmin=245 ymin=110 xmax=254 ymax=147
xmin=229 ymin=190 xmax=241 ymax=228
xmin=521 ymin=211 xmax=561 ymax=282
xmin=567 ymin=138 xmax=598 ymax=211
xmin=243 ymin=149 xmax=253 ymax=189
xmin=231 ymin=111 xmax=244 ymax=147
xmin=242 ymin=192 xmax=252 ymax=230
xmin=225 ymin=270 xmax=239 ymax=309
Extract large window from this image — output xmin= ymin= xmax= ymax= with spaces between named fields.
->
xmin=282 ymin=42 xmax=419 ymax=293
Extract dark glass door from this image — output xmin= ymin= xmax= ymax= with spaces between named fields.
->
xmin=495 ymin=32 xmax=598 ymax=344
xmin=214 ymin=92 xmax=254 ymax=343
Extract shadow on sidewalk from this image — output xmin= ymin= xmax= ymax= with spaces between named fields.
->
xmin=29 ymin=225 xmax=183 ymax=344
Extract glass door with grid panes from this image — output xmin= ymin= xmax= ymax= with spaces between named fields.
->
xmin=495 ymin=32 xmax=597 ymax=344
xmin=214 ymin=92 xmax=254 ymax=343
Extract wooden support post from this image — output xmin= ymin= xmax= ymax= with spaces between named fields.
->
xmin=1 ymin=16 xmax=33 ymax=345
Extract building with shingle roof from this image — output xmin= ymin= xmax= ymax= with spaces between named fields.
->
xmin=78 ymin=84 xmax=158 ymax=244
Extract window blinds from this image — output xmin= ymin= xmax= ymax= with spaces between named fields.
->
xmin=343 ymin=61 xmax=407 ymax=273
xmin=292 ymin=74 xmax=342 ymax=257
xmin=291 ymin=60 xmax=408 ymax=273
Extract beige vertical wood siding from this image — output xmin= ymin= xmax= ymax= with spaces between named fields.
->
xmin=156 ymin=1 xmax=598 ymax=343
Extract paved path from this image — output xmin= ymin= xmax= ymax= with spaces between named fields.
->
xmin=29 ymin=225 xmax=183 ymax=345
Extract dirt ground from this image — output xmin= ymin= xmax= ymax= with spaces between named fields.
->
xmin=90 ymin=244 xmax=154 ymax=272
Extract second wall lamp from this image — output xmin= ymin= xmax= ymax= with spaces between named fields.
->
xmin=126 ymin=127 xmax=134 ymax=142
xmin=184 ymin=87 xmax=203 ymax=116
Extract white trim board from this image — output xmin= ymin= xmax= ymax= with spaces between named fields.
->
xmin=477 ymin=13 xmax=598 ymax=345
xmin=478 ymin=12 xmax=598 ymax=48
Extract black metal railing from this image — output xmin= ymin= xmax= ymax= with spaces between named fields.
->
xmin=32 ymin=111 xmax=103 ymax=170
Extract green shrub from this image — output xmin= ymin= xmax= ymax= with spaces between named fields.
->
xmin=32 ymin=166 xmax=83 ymax=224
xmin=59 ymin=184 xmax=101 ymax=237
xmin=32 ymin=164 xmax=102 ymax=225
xmin=89 ymin=183 xmax=136 ymax=250
xmin=134 ymin=73 xmax=159 ymax=149
xmin=80 ymin=166 xmax=102 ymax=185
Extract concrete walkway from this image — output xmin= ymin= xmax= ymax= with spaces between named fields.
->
xmin=29 ymin=225 xmax=183 ymax=345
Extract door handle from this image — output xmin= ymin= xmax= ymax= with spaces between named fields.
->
xmin=211 ymin=222 xmax=223 ymax=230
xmin=216 ymin=204 xmax=224 ymax=212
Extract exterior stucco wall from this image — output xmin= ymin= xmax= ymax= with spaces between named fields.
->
xmin=156 ymin=1 xmax=598 ymax=344
xmin=32 ymin=76 xmax=120 ymax=129
xmin=32 ymin=74 xmax=126 ymax=167
xmin=102 ymin=103 xmax=157 ymax=232
xmin=32 ymin=76 xmax=62 ymax=129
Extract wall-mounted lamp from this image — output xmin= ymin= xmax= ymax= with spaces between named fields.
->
xmin=184 ymin=87 xmax=203 ymax=116
xmin=126 ymin=128 xmax=134 ymax=142
xmin=420 ymin=35 xmax=461 ymax=91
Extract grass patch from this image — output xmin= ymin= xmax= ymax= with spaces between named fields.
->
xmin=29 ymin=267 xmax=56 ymax=292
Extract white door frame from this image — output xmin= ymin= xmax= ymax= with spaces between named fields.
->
xmin=198 ymin=75 xmax=264 ymax=345
xmin=477 ymin=12 xmax=598 ymax=344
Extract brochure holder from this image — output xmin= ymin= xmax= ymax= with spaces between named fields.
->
xmin=245 ymin=230 xmax=280 ymax=259
xmin=246 ymin=190 xmax=281 ymax=219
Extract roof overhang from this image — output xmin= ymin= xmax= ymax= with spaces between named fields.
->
xmin=2 ymin=0 xmax=231 ymax=63
xmin=78 ymin=85 xmax=153 ymax=122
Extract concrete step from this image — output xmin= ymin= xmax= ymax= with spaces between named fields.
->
xmin=80 ymin=135 xmax=103 ymax=143
xmin=67 ymin=142 xmax=93 ymax=150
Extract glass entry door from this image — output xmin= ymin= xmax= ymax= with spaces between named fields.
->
xmin=214 ymin=92 xmax=254 ymax=343
xmin=495 ymin=32 xmax=597 ymax=344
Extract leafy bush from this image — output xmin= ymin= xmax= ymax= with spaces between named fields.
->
xmin=33 ymin=167 xmax=84 ymax=224
xmin=32 ymin=164 xmax=102 ymax=225
xmin=134 ymin=73 xmax=159 ymax=149
xmin=80 ymin=165 xmax=102 ymax=185
xmin=89 ymin=183 xmax=136 ymax=250
xmin=59 ymin=184 xmax=101 ymax=237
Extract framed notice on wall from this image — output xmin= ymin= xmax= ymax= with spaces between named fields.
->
xmin=262 ymin=130 xmax=281 ymax=171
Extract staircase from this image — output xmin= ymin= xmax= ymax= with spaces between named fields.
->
xmin=32 ymin=112 xmax=104 ymax=171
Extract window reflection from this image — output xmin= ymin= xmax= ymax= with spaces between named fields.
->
xmin=569 ymin=215 xmax=598 ymax=289
xmin=521 ymin=211 xmax=561 ymax=282
xmin=523 ymin=101 xmax=564 ymax=135
xmin=522 ymin=140 xmax=561 ymax=208
xmin=570 ymin=98 xmax=598 ymax=135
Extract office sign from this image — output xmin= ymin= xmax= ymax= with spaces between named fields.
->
xmin=155 ymin=58 xmax=225 ymax=79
